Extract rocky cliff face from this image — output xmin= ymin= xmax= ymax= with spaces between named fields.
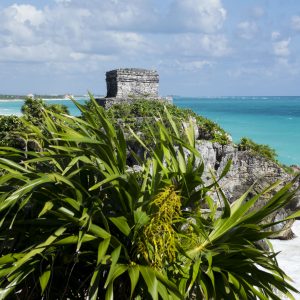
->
xmin=197 ymin=140 xmax=300 ymax=239
xmin=128 ymin=138 xmax=299 ymax=239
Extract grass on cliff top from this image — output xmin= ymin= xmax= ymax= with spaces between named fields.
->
xmin=85 ymin=99 xmax=231 ymax=145
xmin=238 ymin=137 xmax=278 ymax=161
xmin=237 ymin=137 xmax=297 ymax=174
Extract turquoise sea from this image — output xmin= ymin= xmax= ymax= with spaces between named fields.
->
xmin=174 ymin=96 xmax=300 ymax=166
xmin=0 ymin=96 xmax=299 ymax=166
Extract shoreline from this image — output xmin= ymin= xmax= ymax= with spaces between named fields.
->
xmin=0 ymin=98 xmax=89 ymax=102
xmin=272 ymin=220 xmax=300 ymax=296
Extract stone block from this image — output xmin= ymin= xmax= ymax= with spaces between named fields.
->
xmin=106 ymin=68 xmax=159 ymax=98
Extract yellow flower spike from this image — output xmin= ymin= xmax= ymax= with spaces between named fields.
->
xmin=138 ymin=186 xmax=181 ymax=269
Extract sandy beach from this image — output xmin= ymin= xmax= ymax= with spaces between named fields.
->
xmin=272 ymin=220 xmax=300 ymax=295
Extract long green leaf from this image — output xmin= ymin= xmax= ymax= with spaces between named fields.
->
xmin=109 ymin=216 xmax=131 ymax=236
xmin=140 ymin=266 xmax=158 ymax=300
xmin=128 ymin=266 xmax=140 ymax=299
xmin=89 ymin=174 xmax=124 ymax=191
xmin=39 ymin=265 xmax=51 ymax=295
xmin=89 ymin=238 xmax=111 ymax=300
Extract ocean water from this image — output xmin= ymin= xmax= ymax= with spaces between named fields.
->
xmin=0 ymin=98 xmax=88 ymax=117
xmin=174 ymin=96 xmax=300 ymax=166
xmin=0 ymin=96 xmax=299 ymax=165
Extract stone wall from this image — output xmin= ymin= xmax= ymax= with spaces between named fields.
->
xmin=106 ymin=68 xmax=159 ymax=98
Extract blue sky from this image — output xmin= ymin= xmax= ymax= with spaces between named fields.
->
xmin=0 ymin=0 xmax=300 ymax=96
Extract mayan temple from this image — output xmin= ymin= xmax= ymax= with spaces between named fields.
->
xmin=96 ymin=68 xmax=170 ymax=108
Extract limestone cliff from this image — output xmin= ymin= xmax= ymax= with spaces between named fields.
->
xmin=197 ymin=140 xmax=300 ymax=239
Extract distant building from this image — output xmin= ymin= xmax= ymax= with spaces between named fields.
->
xmin=106 ymin=68 xmax=159 ymax=99
xmin=97 ymin=68 xmax=171 ymax=108
xmin=27 ymin=93 xmax=34 ymax=99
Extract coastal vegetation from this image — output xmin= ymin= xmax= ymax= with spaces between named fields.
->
xmin=0 ymin=115 xmax=25 ymax=147
xmin=0 ymin=98 xmax=69 ymax=149
xmin=21 ymin=97 xmax=69 ymax=126
xmin=237 ymin=137 xmax=298 ymax=174
xmin=0 ymin=98 xmax=299 ymax=299
xmin=238 ymin=137 xmax=278 ymax=162
xmin=85 ymin=99 xmax=231 ymax=145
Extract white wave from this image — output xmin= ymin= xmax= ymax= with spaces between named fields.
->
xmin=272 ymin=221 xmax=300 ymax=294
xmin=0 ymin=100 xmax=24 ymax=102
xmin=0 ymin=112 xmax=21 ymax=116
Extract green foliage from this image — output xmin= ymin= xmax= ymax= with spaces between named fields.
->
xmin=238 ymin=137 xmax=278 ymax=162
xmin=0 ymin=98 xmax=298 ymax=299
xmin=85 ymin=98 xmax=230 ymax=145
xmin=0 ymin=98 xmax=69 ymax=149
xmin=0 ymin=115 xmax=26 ymax=146
xmin=21 ymin=97 xmax=69 ymax=126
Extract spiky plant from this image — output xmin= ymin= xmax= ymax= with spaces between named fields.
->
xmin=0 ymin=97 xmax=298 ymax=299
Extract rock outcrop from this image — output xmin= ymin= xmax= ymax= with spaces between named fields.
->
xmin=128 ymin=138 xmax=299 ymax=239
xmin=197 ymin=140 xmax=300 ymax=239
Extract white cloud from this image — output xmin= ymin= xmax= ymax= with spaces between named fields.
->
xmin=0 ymin=0 xmax=232 ymax=93
xmin=1 ymin=4 xmax=45 ymax=44
xmin=67 ymin=0 xmax=158 ymax=32
xmin=168 ymin=0 xmax=226 ymax=33
xmin=276 ymin=58 xmax=300 ymax=75
xmin=3 ymin=4 xmax=44 ymax=27
xmin=271 ymin=31 xmax=281 ymax=41
xmin=175 ymin=60 xmax=214 ymax=71
xmin=0 ymin=42 xmax=69 ymax=63
xmin=101 ymin=31 xmax=150 ymax=55
xmin=291 ymin=16 xmax=300 ymax=31
xmin=252 ymin=6 xmax=264 ymax=18
xmin=175 ymin=33 xmax=231 ymax=57
xmin=273 ymin=38 xmax=291 ymax=57
xmin=55 ymin=0 xmax=72 ymax=4
xmin=227 ymin=67 xmax=272 ymax=78
xmin=237 ymin=21 xmax=258 ymax=40
xmin=0 ymin=1 xmax=230 ymax=65
xmin=200 ymin=34 xmax=231 ymax=57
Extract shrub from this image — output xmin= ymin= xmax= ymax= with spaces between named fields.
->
xmin=22 ymin=97 xmax=69 ymax=126
xmin=0 ymin=99 xmax=298 ymax=299
xmin=238 ymin=137 xmax=278 ymax=162
xmin=84 ymin=98 xmax=231 ymax=145
xmin=0 ymin=98 xmax=70 ymax=149
xmin=0 ymin=115 xmax=26 ymax=147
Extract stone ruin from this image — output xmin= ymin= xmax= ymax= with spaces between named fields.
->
xmin=106 ymin=68 xmax=159 ymax=98
xmin=96 ymin=68 xmax=171 ymax=108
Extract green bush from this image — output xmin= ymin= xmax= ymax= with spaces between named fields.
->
xmin=238 ymin=137 xmax=278 ymax=161
xmin=0 ymin=115 xmax=26 ymax=147
xmin=0 ymin=98 xmax=298 ymax=299
xmin=0 ymin=98 xmax=70 ymax=149
xmin=84 ymin=98 xmax=231 ymax=145
xmin=22 ymin=97 xmax=69 ymax=126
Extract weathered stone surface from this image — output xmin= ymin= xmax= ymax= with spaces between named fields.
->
xmin=196 ymin=141 xmax=300 ymax=239
xmin=96 ymin=96 xmax=171 ymax=109
xmin=106 ymin=68 xmax=159 ymax=98
xmin=96 ymin=68 xmax=172 ymax=108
